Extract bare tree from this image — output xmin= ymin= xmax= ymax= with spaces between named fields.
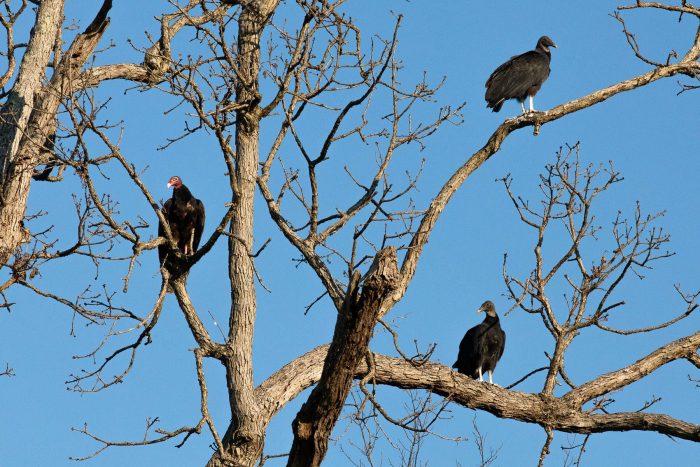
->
xmin=0 ymin=1 xmax=699 ymax=466
xmin=501 ymin=143 xmax=699 ymax=464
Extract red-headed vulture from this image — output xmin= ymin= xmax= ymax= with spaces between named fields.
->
xmin=158 ymin=175 xmax=205 ymax=266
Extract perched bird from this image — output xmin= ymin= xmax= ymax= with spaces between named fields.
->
xmin=158 ymin=175 xmax=205 ymax=267
xmin=485 ymin=35 xmax=556 ymax=113
xmin=453 ymin=300 xmax=506 ymax=384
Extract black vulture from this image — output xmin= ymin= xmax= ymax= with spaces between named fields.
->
xmin=158 ymin=175 xmax=205 ymax=267
xmin=485 ymin=35 xmax=556 ymax=113
xmin=453 ymin=300 xmax=506 ymax=384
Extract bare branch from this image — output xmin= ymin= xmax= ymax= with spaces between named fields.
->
xmin=565 ymin=330 xmax=700 ymax=406
xmin=258 ymin=345 xmax=700 ymax=442
xmin=388 ymin=58 xmax=700 ymax=319
xmin=537 ymin=427 xmax=554 ymax=467
xmin=0 ymin=363 xmax=14 ymax=378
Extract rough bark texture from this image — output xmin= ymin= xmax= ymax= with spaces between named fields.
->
xmin=287 ymin=247 xmax=400 ymax=467
xmin=207 ymin=3 xmax=270 ymax=466
xmin=0 ymin=0 xmax=64 ymax=265
xmin=278 ymin=56 xmax=698 ymax=466
xmin=257 ymin=330 xmax=700 ymax=444
xmin=0 ymin=0 xmax=114 ymax=266
xmin=2 ymin=1 xmax=698 ymax=464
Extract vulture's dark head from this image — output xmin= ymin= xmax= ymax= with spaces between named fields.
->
xmin=167 ymin=175 xmax=183 ymax=190
xmin=476 ymin=300 xmax=497 ymax=318
xmin=536 ymin=36 xmax=557 ymax=53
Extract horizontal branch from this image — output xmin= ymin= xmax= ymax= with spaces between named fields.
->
xmin=618 ymin=2 xmax=700 ymax=19
xmin=77 ymin=0 xmax=248 ymax=89
xmin=257 ymin=341 xmax=700 ymax=442
xmin=583 ymin=412 xmax=700 ymax=440
xmin=78 ymin=64 xmax=154 ymax=87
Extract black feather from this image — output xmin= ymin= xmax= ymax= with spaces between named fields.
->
xmin=158 ymin=177 xmax=206 ymax=268
xmin=453 ymin=301 xmax=506 ymax=382
xmin=485 ymin=36 xmax=556 ymax=113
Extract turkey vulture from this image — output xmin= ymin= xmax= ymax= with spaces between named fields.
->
xmin=158 ymin=176 xmax=205 ymax=267
xmin=453 ymin=300 xmax=506 ymax=384
xmin=485 ymin=35 xmax=556 ymax=113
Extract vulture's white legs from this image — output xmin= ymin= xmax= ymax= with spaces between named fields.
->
xmin=187 ymin=230 xmax=195 ymax=255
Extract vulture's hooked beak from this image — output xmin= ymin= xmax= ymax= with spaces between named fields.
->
xmin=551 ymin=43 xmax=558 ymax=48
xmin=167 ymin=182 xmax=173 ymax=189
xmin=475 ymin=307 xmax=485 ymax=314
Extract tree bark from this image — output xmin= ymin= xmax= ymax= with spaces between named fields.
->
xmin=287 ymin=247 xmax=400 ymax=467
xmin=0 ymin=0 xmax=113 ymax=266
xmin=207 ymin=4 xmax=266 ymax=466
xmin=257 ymin=330 xmax=700 ymax=444
xmin=0 ymin=0 xmax=64 ymax=265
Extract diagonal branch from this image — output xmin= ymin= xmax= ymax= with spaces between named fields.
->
xmin=387 ymin=59 xmax=700 ymax=319
xmin=564 ymin=330 xmax=700 ymax=406
xmin=287 ymin=247 xmax=400 ymax=466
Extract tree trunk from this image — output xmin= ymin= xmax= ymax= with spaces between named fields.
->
xmin=0 ymin=0 xmax=113 ymax=267
xmin=207 ymin=4 xmax=265 ymax=466
xmin=0 ymin=0 xmax=64 ymax=265
xmin=287 ymin=247 xmax=399 ymax=467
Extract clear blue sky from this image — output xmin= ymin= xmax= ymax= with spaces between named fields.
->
xmin=2 ymin=1 xmax=699 ymax=466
